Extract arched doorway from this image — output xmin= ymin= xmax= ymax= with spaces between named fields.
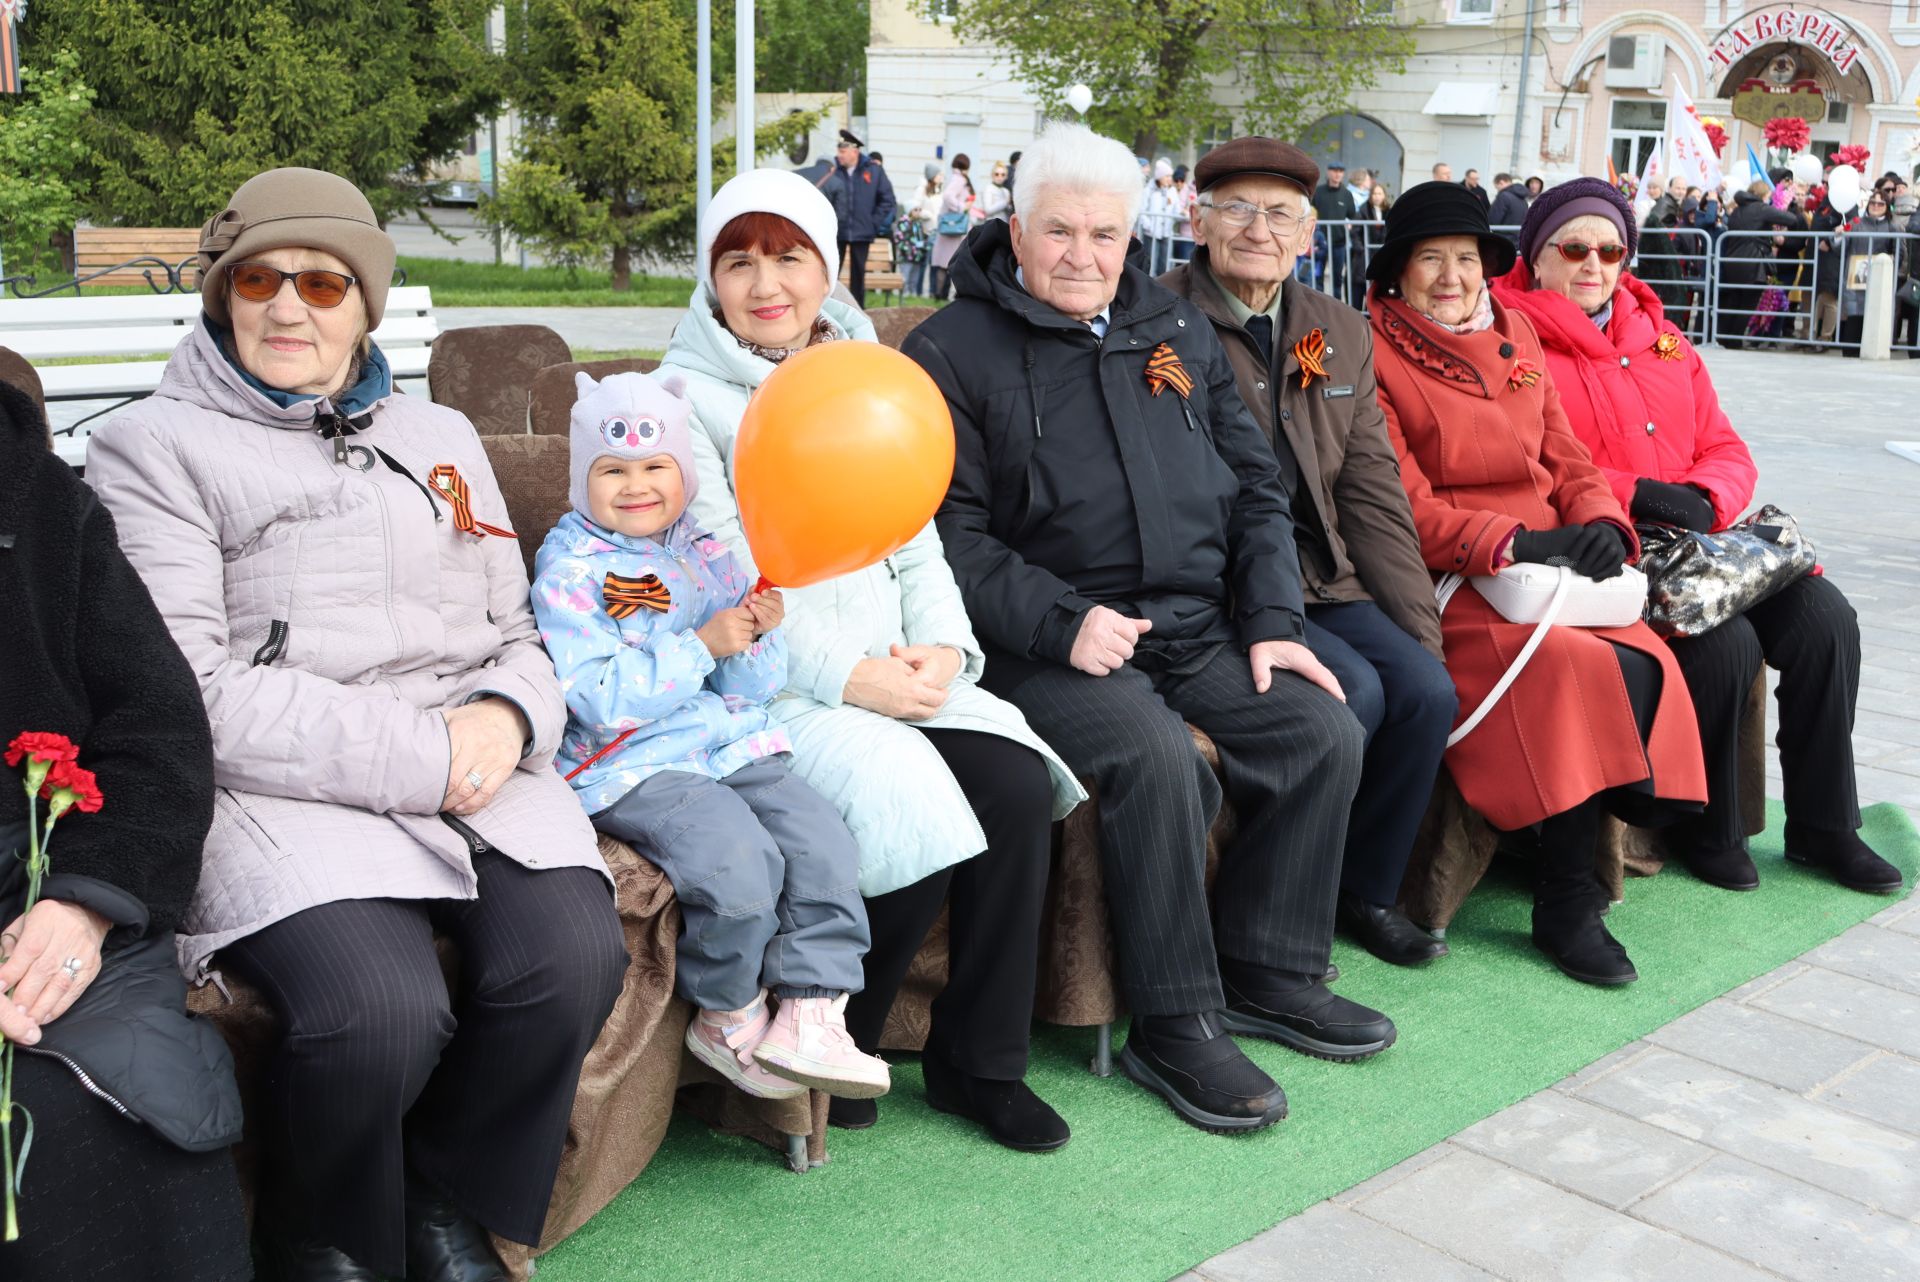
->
xmin=1714 ymin=43 xmax=1873 ymax=167
xmin=1300 ymin=113 xmax=1405 ymax=195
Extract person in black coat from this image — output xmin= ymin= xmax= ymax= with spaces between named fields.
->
xmin=818 ymin=129 xmax=899 ymax=307
xmin=0 ymin=382 xmax=248 ymax=1282
xmin=1488 ymin=177 xmax=1531 ymax=236
xmin=1310 ymin=163 xmax=1359 ymax=303
xmin=1717 ymin=183 xmax=1799 ymax=348
xmin=901 ymin=121 xmax=1391 ymax=1138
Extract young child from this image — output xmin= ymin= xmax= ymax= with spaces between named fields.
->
xmin=533 ymin=370 xmax=889 ymax=1101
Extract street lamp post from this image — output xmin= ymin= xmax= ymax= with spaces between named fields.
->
xmin=697 ymin=0 xmax=712 ymax=220
xmin=735 ymin=0 xmax=754 ymax=179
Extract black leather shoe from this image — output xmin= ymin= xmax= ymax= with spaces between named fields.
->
xmin=828 ymin=1096 xmax=878 ymax=1130
xmin=253 ymin=1230 xmax=383 ymax=1282
xmin=1117 ymin=1012 xmax=1286 ymax=1134
xmin=1338 ymin=891 xmax=1449 ymax=966
xmin=1533 ymin=889 xmax=1637 ymax=986
xmin=1682 ymin=844 xmax=1760 ymax=891
xmin=1785 ymin=822 xmax=1904 ymax=894
xmin=1219 ymin=973 xmax=1398 ymax=1061
xmin=405 ymin=1179 xmax=508 ymax=1282
xmin=923 ymin=1048 xmax=1070 ymax=1152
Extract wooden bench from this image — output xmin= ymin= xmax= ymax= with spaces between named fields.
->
xmin=3 ymin=286 xmax=439 ymax=468
xmin=843 ymin=237 xmax=906 ymax=304
xmin=72 ymin=226 xmax=203 ymax=290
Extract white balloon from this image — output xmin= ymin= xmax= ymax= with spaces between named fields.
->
xmin=1788 ymin=154 xmax=1822 ymax=187
xmin=1066 ymin=83 xmax=1093 ymax=116
xmin=1828 ymin=163 xmax=1861 ymax=213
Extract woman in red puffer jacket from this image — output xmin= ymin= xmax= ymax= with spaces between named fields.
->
xmin=1493 ymin=177 xmax=1899 ymax=899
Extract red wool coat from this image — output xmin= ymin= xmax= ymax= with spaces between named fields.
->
xmin=1369 ymin=292 xmax=1706 ymax=829
xmin=1491 ymin=266 xmax=1759 ymax=530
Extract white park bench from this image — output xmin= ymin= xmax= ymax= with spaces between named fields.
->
xmin=0 ymin=285 xmax=438 ymax=468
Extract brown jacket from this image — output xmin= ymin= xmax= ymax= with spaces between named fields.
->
xmin=1160 ymin=254 xmax=1442 ymax=656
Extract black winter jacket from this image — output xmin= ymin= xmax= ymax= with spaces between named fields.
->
xmin=0 ymin=381 xmax=240 ymax=1152
xmin=819 ymin=155 xmax=899 ymax=243
xmin=903 ymin=220 xmax=1304 ymax=668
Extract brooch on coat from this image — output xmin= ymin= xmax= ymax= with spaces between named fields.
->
xmin=604 ymin=572 xmax=672 ymax=620
xmin=1507 ymin=360 xmax=1543 ymax=391
xmin=428 ymin=464 xmax=516 ymax=539
xmin=1293 ymin=328 xmax=1331 ymax=388
xmin=1144 ymin=342 xmax=1195 ymax=398
xmin=1654 ymin=333 xmax=1684 ymax=361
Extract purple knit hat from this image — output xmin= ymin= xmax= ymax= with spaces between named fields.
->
xmin=1517 ymin=178 xmax=1637 ymax=270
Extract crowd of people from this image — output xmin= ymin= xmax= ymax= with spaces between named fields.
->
xmin=3 ymin=119 xmax=1909 ymax=1282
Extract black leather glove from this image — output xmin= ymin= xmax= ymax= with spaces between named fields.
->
xmin=1631 ymin=478 xmax=1715 ymax=533
xmin=1509 ymin=523 xmax=1629 ymax=580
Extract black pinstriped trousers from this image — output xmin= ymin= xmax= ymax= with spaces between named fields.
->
xmin=986 ymin=643 xmax=1366 ymax=1017
xmin=221 ymin=852 xmax=628 ymax=1277
xmin=1666 ymin=573 xmax=1862 ymax=850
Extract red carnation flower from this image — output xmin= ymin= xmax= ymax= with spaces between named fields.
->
xmin=41 ymin=759 xmax=104 ymax=816
xmin=5 ymin=731 xmax=79 ymax=770
xmin=1702 ymin=121 xmax=1729 ymax=157
xmin=1764 ymin=117 xmax=1811 ymax=153
xmin=1830 ymin=144 xmax=1871 ymax=172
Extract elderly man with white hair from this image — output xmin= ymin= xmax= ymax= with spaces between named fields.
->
xmin=902 ymin=122 xmax=1396 ymax=1136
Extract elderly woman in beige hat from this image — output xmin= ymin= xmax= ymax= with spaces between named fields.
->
xmin=85 ymin=168 xmax=628 ymax=1282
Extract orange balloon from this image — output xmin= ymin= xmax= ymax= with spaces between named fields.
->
xmin=734 ymin=341 xmax=956 ymax=588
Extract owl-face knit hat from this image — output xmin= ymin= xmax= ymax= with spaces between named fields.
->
xmin=568 ymin=370 xmax=699 ymax=520
xmin=197 ymin=167 xmax=396 ymax=330
xmin=1517 ymin=177 xmax=1637 ymax=271
xmin=696 ymin=168 xmax=840 ymax=296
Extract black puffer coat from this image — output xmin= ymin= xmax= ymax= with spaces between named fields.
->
xmin=902 ymin=219 xmax=1303 ymax=669
xmin=0 ymin=381 xmax=240 ymax=1153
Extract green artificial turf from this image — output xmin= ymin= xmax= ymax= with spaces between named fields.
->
xmin=536 ymin=801 xmax=1918 ymax=1282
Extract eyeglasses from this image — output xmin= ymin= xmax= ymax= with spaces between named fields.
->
xmin=1548 ymin=240 xmax=1628 ymax=265
xmin=227 ymin=262 xmax=359 ymax=308
xmin=1197 ymin=200 xmax=1303 ymax=235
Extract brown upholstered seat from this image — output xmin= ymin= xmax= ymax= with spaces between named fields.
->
xmin=427 ymin=324 xmax=573 ymax=435
xmin=529 ymin=357 xmax=661 ymax=436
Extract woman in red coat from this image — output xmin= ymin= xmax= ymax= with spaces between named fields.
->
xmin=1367 ymin=182 xmax=1707 ymax=986
xmin=1493 ymin=178 xmax=1899 ymax=897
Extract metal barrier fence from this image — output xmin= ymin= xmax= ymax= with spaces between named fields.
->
xmin=1292 ymin=220 xmax=1913 ymax=356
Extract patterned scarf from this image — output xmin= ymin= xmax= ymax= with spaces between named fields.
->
xmin=720 ymin=310 xmax=843 ymax=364
xmin=1415 ymin=285 xmax=1496 ymax=336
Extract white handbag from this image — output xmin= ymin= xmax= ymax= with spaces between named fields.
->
xmin=1437 ymin=563 xmax=1648 ymax=747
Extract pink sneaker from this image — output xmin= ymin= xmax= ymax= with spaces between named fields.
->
xmin=683 ymin=991 xmax=807 ymax=1100
xmin=752 ymin=993 xmax=891 ymax=1099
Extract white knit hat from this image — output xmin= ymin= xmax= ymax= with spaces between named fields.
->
xmin=696 ymin=169 xmax=841 ymax=295
xmin=568 ymin=370 xmax=699 ymax=519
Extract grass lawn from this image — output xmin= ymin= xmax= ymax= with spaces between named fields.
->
xmin=573 ymin=349 xmax=667 ymax=363
xmin=396 ymin=257 xmax=694 ymax=308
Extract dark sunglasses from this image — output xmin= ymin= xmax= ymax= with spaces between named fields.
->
xmin=227 ymin=261 xmax=359 ymax=308
xmin=1549 ymin=240 xmax=1628 ymax=265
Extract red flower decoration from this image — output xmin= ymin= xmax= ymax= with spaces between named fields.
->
xmin=41 ymin=759 xmax=104 ymax=815
xmin=1764 ymin=117 xmax=1810 ymax=153
xmin=1654 ymin=333 xmax=1684 ymax=362
xmin=1830 ymin=144 xmax=1871 ymax=172
xmin=4 ymin=731 xmax=78 ymax=770
xmin=1702 ymin=121 xmax=1729 ymax=157
xmin=1507 ymin=360 xmax=1542 ymax=391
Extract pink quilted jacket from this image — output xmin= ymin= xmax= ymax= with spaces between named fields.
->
xmin=86 ymin=321 xmax=608 ymax=980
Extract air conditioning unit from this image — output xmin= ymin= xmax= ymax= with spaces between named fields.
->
xmin=1605 ymin=34 xmax=1665 ymax=91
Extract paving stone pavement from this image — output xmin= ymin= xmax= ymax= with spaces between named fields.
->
xmin=1179 ymin=344 xmax=1920 ymax=1282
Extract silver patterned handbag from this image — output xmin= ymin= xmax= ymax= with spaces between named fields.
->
xmin=1636 ymin=504 xmax=1816 ymax=639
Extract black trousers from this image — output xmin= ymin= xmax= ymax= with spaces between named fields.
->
xmin=838 ymin=238 xmax=871 ymax=307
xmin=843 ymin=729 xmax=1054 ymax=1081
xmin=986 ymin=643 xmax=1365 ymax=1017
xmin=222 ymin=852 xmax=628 ymax=1276
xmin=1666 ymin=573 xmax=1861 ymax=851
xmin=1306 ymin=601 xmax=1458 ymax=905
xmin=1 ymin=1053 xmax=251 ymax=1282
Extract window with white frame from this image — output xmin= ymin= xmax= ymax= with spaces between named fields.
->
xmin=1450 ymin=0 xmax=1495 ymax=23
xmin=925 ymin=0 xmax=958 ymax=21
xmin=1548 ymin=0 xmax=1580 ymax=24
xmin=1607 ymin=98 xmax=1667 ymax=185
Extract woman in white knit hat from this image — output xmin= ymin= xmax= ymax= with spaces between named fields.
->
xmin=660 ymin=169 xmax=1085 ymax=1153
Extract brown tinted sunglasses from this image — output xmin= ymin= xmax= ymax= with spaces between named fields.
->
xmin=227 ymin=261 xmax=359 ymax=308
xmin=1549 ymin=240 xmax=1628 ymax=265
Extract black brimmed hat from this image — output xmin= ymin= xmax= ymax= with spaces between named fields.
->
xmin=1365 ymin=180 xmax=1518 ymax=284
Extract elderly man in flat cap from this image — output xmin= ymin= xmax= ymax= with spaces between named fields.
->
xmin=816 ymin=128 xmax=897 ymax=307
xmin=1160 ymin=137 xmax=1458 ymax=969
xmin=903 ymin=120 xmax=1398 ymax=1137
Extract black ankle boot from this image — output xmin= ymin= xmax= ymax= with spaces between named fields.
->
xmin=253 ymin=1230 xmax=383 ymax=1282
xmin=1785 ymin=822 xmax=1903 ymax=894
xmin=1117 ymin=1011 xmax=1287 ymax=1134
xmin=922 ymin=1048 xmax=1070 ymax=1152
xmin=1337 ymin=890 xmax=1449 ymax=965
xmin=1682 ymin=843 xmax=1760 ymax=891
xmin=828 ymin=1096 xmax=878 ymax=1130
xmin=1532 ymin=882 xmax=1637 ymax=986
xmin=405 ymin=1174 xmax=507 ymax=1282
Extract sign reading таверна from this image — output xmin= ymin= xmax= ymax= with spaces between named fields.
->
xmin=1708 ymin=10 xmax=1862 ymax=76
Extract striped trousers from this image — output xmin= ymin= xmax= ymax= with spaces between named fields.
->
xmin=988 ymin=644 xmax=1365 ymax=1017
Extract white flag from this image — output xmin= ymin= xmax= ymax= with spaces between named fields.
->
xmin=1635 ymin=140 xmax=1663 ymax=221
xmin=1665 ymin=78 xmax=1725 ymax=196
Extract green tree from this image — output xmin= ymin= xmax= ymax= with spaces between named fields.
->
xmin=757 ymin=0 xmax=868 ymax=114
xmin=0 ymin=49 xmax=96 ymax=280
xmin=931 ymin=0 xmax=1413 ymax=158
xmin=485 ymin=0 xmax=821 ymax=289
xmin=19 ymin=0 xmax=502 ymax=226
